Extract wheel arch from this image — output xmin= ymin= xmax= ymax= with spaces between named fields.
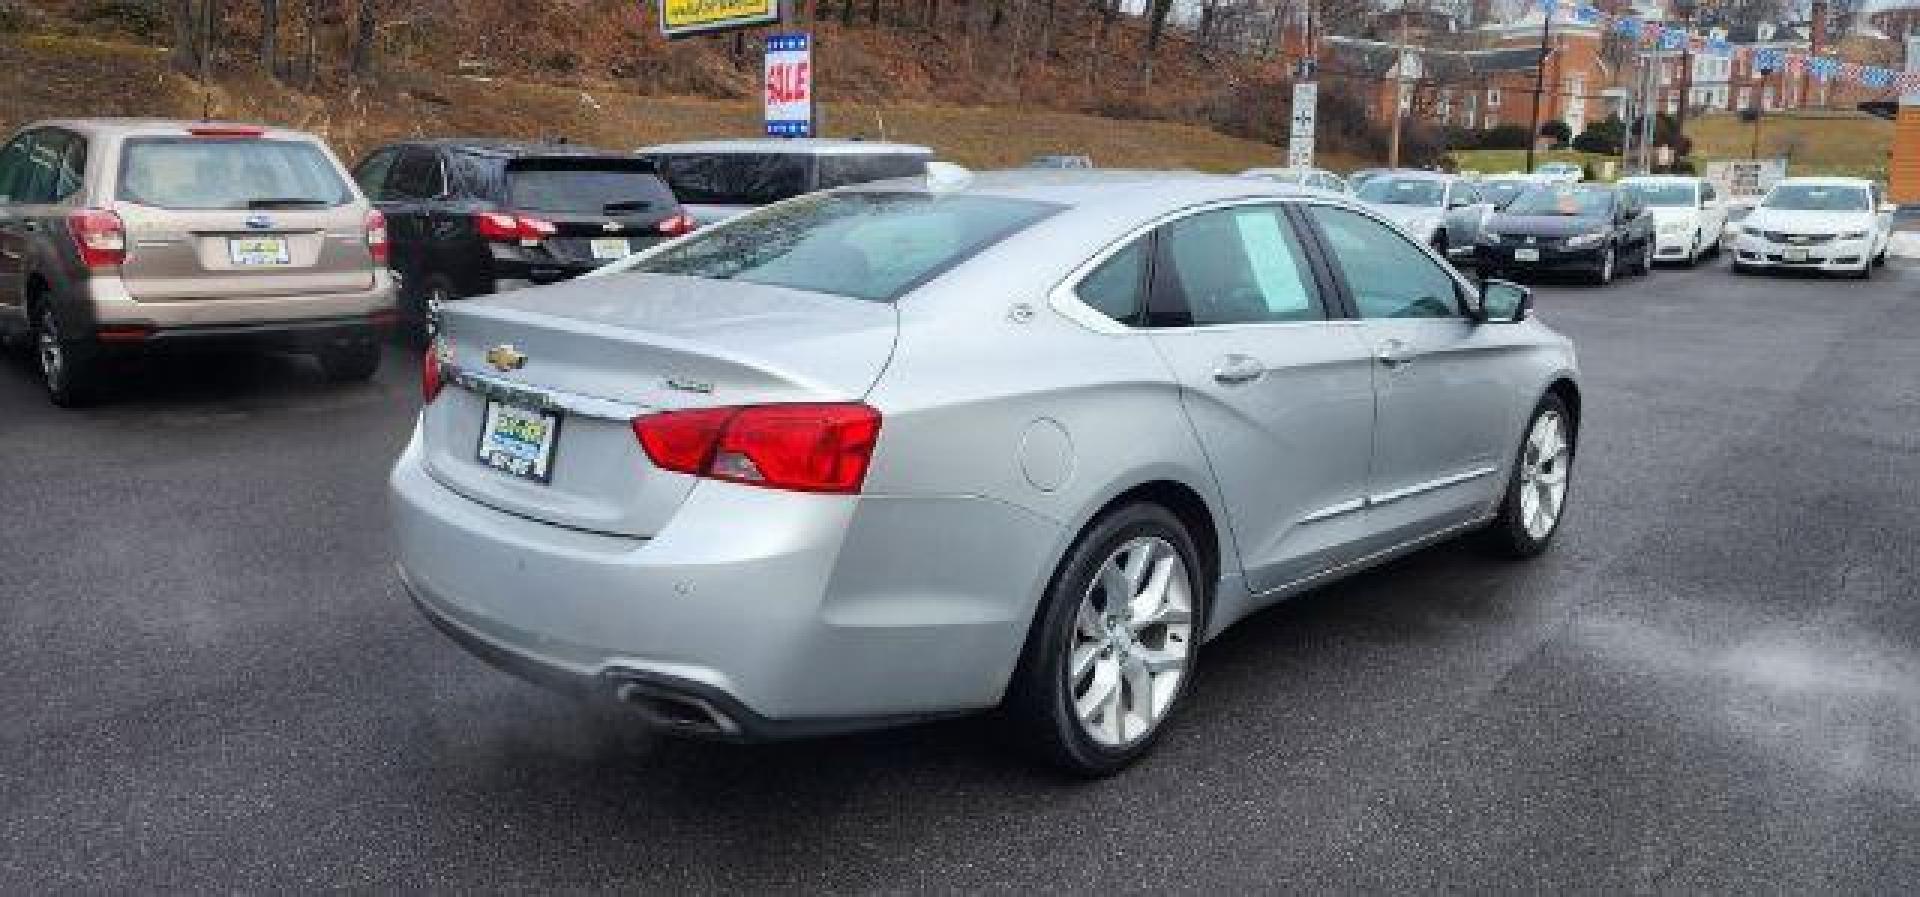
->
xmin=1544 ymin=375 xmax=1582 ymax=443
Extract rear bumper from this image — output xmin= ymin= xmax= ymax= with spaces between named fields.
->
xmin=388 ymin=429 xmax=1064 ymax=736
xmin=1475 ymin=244 xmax=1606 ymax=273
xmin=1733 ymin=236 xmax=1873 ymax=272
xmin=81 ymin=271 xmax=396 ymax=331
xmin=112 ymin=314 xmax=386 ymax=353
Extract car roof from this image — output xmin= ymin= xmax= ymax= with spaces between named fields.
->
xmin=838 ymin=169 xmax=1315 ymax=216
xmin=19 ymin=118 xmax=326 ymax=142
xmin=639 ymin=138 xmax=934 ymax=156
xmin=1771 ymin=176 xmax=1874 ymax=187
xmin=387 ymin=138 xmax=633 ymax=159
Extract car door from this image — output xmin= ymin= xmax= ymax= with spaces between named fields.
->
xmin=0 ymin=129 xmax=40 ymax=326
xmin=1300 ymin=202 xmax=1516 ymax=550
xmin=1138 ymin=202 xmax=1378 ymax=594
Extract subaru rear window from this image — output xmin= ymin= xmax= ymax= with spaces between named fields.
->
xmin=117 ymin=138 xmax=351 ymax=210
xmin=650 ymin=153 xmax=811 ymax=206
xmin=625 ymin=192 xmax=1060 ymax=302
xmin=506 ymin=158 xmax=678 ymax=215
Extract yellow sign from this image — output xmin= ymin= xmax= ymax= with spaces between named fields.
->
xmin=659 ymin=0 xmax=781 ymax=37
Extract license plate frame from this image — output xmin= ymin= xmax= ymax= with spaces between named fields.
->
xmin=228 ymin=236 xmax=291 ymax=267
xmin=476 ymin=399 xmax=563 ymax=484
xmin=589 ymin=237 xmax=632 ymax=261
xmin=1513 ymin=248 xmax=1540 ymax=262
xmin=1783 ymin=247 xmax=1810 ymax=263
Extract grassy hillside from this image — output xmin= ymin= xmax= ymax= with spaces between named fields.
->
xmin=0 ymin=33 xmax=1348 ymax=174
xmin=1450 ymin=112 xmax=1893 ymax=182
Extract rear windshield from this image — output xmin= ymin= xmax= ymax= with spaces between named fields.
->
xmin=651 ymin=153 xmax=811 ymax=206
xmin=117 ymin=138 xmax=351 ymax=210
xmin=506 ymin=158 xmax=677 ymax=215
xmin=625 ymin=192 xmax=1060 ymax=302
xmin=815 ymin=153 xmax=930 ymax=190
xmin=1762 ymin=184 xmax=1868 ymax=212
xmin=1622 ymin=182 xmax=1696 ymax=207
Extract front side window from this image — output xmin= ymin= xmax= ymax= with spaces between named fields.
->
xmin=118 ymin=138 xmax=352 ymax=210
xmin=1762 ymin=184 xmax=1868 ymax=212
xmin=1306 ymin=205 xmax=1462 ymax=320
xmin=1357 ymin=177 xmax=1445 ymax=207
xmin=626 ymin=192 xmax=1059 ymax=302
xmin=1147 ymin=206 xmax=1323 ymax=327
xmin=652 ymin=153 xmax=812 ymax=206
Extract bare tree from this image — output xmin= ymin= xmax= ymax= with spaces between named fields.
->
xmin=261 ymin=0 xmax=280 ymax=79
xmin=1143 ymin=0 xmax=1176 ymax=87
xmin=349 ymin=0 xmax=379 ymax=78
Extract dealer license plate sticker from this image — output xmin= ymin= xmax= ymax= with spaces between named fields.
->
xmin=477 ymin=400 xmax=561 ymax=483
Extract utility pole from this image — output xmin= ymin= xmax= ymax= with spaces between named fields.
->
xmin=1387 ymin=2 xmax=1411 ymax=169
xmin=1674 ymin=1 xmax=1695 ymax=155
xmin=1525 ymin=1 xmax=1552 ymax=173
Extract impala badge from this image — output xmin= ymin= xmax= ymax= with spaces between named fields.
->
xmin=485 ymin=344 xmax=527 ymax=372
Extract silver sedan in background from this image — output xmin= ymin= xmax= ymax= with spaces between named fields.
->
xmin=391 ymin=169 xmax=1582 ymax=776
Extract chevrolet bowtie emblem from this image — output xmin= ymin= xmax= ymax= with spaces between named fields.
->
xmin=485 ymin=344 xmax=527 ymax=372
xmin=603 ymin=221 xmax=623 ymax=232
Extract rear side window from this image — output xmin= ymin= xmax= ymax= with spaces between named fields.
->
xmin=0 ymin=133 xmax=34 ymax=203
xmin=1147 ymin=206 xmax=1323 ymax=327
xmin=354 ymin=147 xmax=399 ymax=200
xmin=387 ymin=147 xmax=445 ymax=200
xmin=1075 ymin=238 xmax=1149 ymax=324
xmin=815 ymin=154 xmax=930 ymax=190
xmin=651 ymin=153 xmax=811 ymax=206
xmin=507 ymin=158 xmax=677 ymax=215
xmin=118 ymin=138 xmax=351 ymax=210
xmin=628 ymin=192 xmax=1060 ymax=302
xmin=0 ymin=130 xmax=82 ymax=204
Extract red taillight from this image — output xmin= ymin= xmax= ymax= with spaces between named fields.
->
xmin=422 ymin=342 xmax=445 ymax=404
xmin=96 ymin=325 xmax=154 ymax=342
xmin=474 ymin=212 xmax=555 ymax=244
xmin=67 ymin=209 xmax=126 ymax=269
xmin=365 ymin=209 xmax=389 ymax=263
xmin=632 ymin=404 xmax=882 ymax=495
xmin=657 ymin=210 xmax=697 ymax=237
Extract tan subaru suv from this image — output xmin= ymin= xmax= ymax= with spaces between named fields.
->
xmin=0 ymin=119 xmax=395 ymax=405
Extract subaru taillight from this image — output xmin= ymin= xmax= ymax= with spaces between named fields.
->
xmin=632 ymin=404 xmax=882 ymax=495
xmin=475 ymin=212 xmax=556 ymax=244
xmin=657 ymin=210 xmax=697 ymax=237
xmin=422 ymin=340 xmax=446 ymax=403
xmin=67 ymin=210 xmax=126 ymax=269
xmin=365 ymin=209 xmax=389 ymax=263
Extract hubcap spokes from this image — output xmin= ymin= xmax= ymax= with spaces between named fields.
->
xmin=1069 ymin=536 xmax=1193 ymax=747
xmin=1518 ymin=411 xmax=1570 ymax=539
xmin=37 ymin=317 xmax=62 ymax=383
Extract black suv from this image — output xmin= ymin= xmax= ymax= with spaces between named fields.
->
xmin=353 ymin=140 xmax=692 ymax=337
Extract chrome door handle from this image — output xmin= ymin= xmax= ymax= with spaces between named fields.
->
xmin=1211 ymin=354 xmax=1265 ymax=385
xmin=1375 ymin=339 xmax=1415 ymax=369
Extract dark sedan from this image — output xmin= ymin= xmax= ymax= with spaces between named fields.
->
xmin=1476 ymin=184 xmax=1656 ymax=285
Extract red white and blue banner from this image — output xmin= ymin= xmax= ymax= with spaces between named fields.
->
xmin=1537 ymin=0 xmax=1920 ymax=92
xmin=764 ymin=33 xmax=814 ymax=137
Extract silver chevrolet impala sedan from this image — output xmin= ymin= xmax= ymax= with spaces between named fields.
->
xmin=391 ymin=168 xmax=1581 ymax=775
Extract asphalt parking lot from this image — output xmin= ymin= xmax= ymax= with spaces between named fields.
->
xmin=3 ymin=257 xmax=1917 ymax=891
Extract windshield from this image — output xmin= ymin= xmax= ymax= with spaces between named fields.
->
xmin=118 ymin=138 xmax=351 ymax=210
xmin=623 ymin=192 xmax=1060 ymax=302
xmin=1480 ymin=181 xmax=1531 ymax=209
xmin=1506 ymin=185 xmax=1613 ymax=217
xmin=1762 ymin=184 xmax=1868 ymax=212
xmin=1622 ymin=182 xmax=1697 ymax=207
xmin=507 ymin=159 xmax=676 ymax=215
xmin=650 ymin=153 xmax=812 ymax=206
xmin=1356 ymin=177 xmax=1445 ymax=207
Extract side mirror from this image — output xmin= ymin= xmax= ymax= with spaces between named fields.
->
xmin=1480 ymin=279 xmax=1532 ymax=323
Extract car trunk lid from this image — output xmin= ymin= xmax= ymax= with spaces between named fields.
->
xmin=423 ymin=273 xmax=897 ymax=537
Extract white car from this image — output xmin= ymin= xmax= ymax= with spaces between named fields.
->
xmin=1240 ymin=166 xmax=1349 ymax=194
xmin=1732 ymin=177 xmax=1895 ymax=279
xmin=1618 ymin=175 xmax=1730 ymax=266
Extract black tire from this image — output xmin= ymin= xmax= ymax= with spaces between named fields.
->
xmin=1483 ymin=392 xmax=1575 ymax=558
xmin=1849 ymin=261 xmax=1873 ymax=281
xmin=1635 ymin=242 xmax=1654 ymax=276
xmin=1731 ymin=260 xmax=1752 ymax=276
xmin=1873 ymin=248 xmax=1888 ymax=268
xmin=1003 ymin=502 xmax=1208 ymax=778
xmin=1588 ymin=244 xmax=1616 ymax=286
xmin=317 ymin=341 xmax=381 ymax=382
xmin=34 ymin=307 xmax=101 ymax=408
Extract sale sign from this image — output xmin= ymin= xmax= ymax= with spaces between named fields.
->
xmin=765 ymin=33 xmax=813 ymax=137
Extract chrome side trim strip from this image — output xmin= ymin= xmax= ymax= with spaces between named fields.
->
xmin=1251 ymin=513 xmax=1497 ymax=602
xmin=1299 ymin=497 xmax=1366 ymax=524
xmin=1368 ymin=465 xmax=1498 ymax=507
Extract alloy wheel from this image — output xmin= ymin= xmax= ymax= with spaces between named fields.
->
xmin=1067 ymin=536 xmax=1193 ymax=748
xmin=36 ymin=311 xmax=63 ymax=387
xmin=1517 ymin=410 xmax=1571 ymax=540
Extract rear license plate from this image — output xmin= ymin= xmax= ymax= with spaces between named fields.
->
xmin=1784 ymin=247 xmax=1810 ymax=262
xmin=478 ymin=400 xmax=561 ymax=483
xmin=1514 ymin=248 xmax=1540 ymax=262
xmin=229 ymin=236 xmax=290 ymax=267
xmin=590 ymin=238 xmax=632 ymax=261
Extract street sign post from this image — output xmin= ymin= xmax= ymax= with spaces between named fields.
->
xmin=659 ymin=0 xmax=782 ymax=39
xmin=1288 ymin=81 xmax=1317 ymax=169
xmin=764 ymin=33 xmax=813 ymax=137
